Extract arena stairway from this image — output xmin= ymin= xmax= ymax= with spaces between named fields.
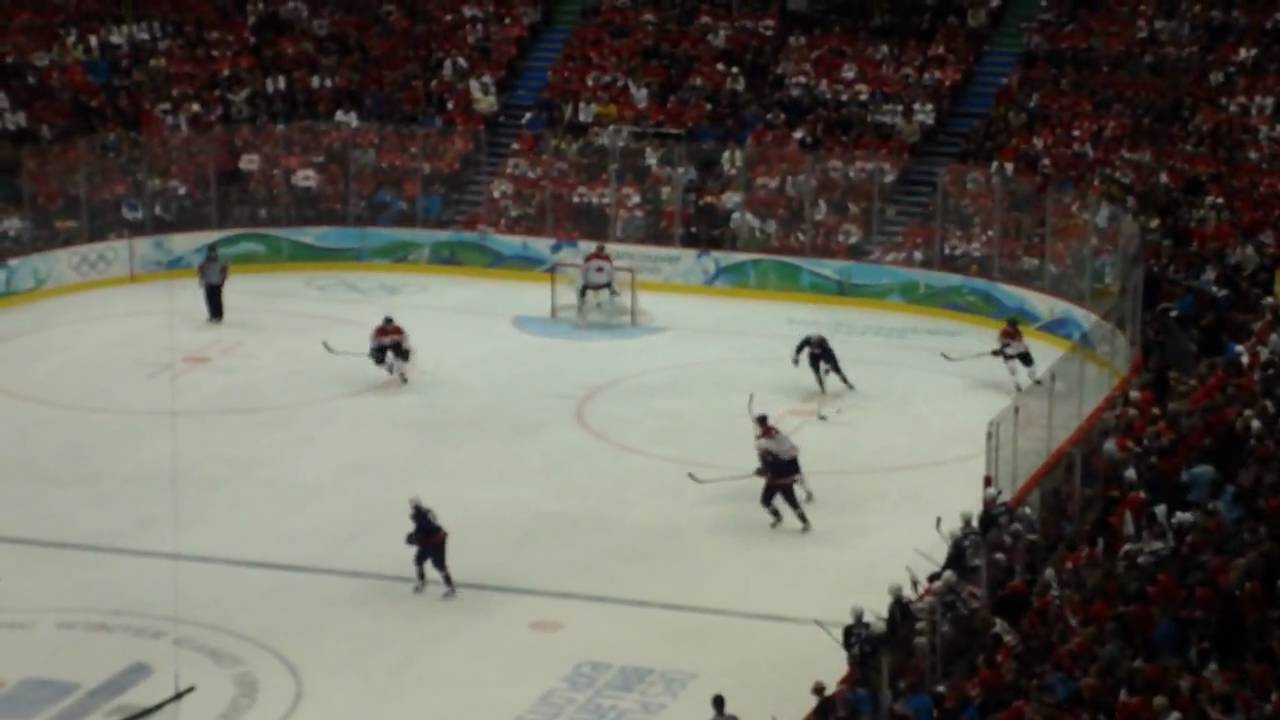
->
xmin=870 ymin=0 xmax=1040 ymax=245
xmin=444 ymin=0 xmax=584 ymax=225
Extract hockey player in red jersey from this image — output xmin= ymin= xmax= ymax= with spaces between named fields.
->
xmin=991 ymin=317 xmax=1040 ymax=391
xmin=578 ymin=243 xmax=621 ymax=315
xmin=370 ymin=316 xmax=411 ymax=384
xmin=753 ymin=414 xmax=812 ymax=531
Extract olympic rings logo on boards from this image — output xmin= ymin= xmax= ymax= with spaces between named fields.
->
xmin=65 ymin=246 xmax=119 ymax=278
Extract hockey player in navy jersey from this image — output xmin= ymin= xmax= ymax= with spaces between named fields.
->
xmin=793 ymin=334 xmax=855 ymax=394
xmin=407 ymin=497 xmax=456 ymax=598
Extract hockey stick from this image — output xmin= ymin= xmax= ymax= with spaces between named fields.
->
xmin=813 ymin=619 xmax=843 ymax=649
xmin=322 ymin=340 xmax=366 ymax=357
xmin=914 ymin=547 xmax=941 ymax=567
xmin=687 ymin=471 xmax=756 ymax=484
xmin=747 ymin=392 xmax=755 ymax=421
xmin=940 ymin=351 xmax=991 ymax=362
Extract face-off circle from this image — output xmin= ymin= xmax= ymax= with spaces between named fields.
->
xmin=0 ymin=609 xmax=301 ymax=720
xmin=574 ymin=357 xmax=990 ymax=476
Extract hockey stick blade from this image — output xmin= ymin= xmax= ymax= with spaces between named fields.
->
xmin=813 ymin=619 xmax=843 ymax=648
xmin=940 ymin=351 xmax=989 ymax=362
xmin=687 ymin=471 xmax=756 ymax=484
xmin=322 ymin=340 xmax=365 ymax=357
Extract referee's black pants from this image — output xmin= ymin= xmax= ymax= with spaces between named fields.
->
xmin=204 ymin=283 xmax=224 ymax=322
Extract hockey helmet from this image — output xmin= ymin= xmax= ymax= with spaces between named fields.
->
xmin=850 ymin=605 xmax=864 ymax=622
xmin=1006 ymin=316 xmax=1019 ymax=327
xmin=754 ymin=414 xmax=769 ymax=427
xmin=383 ymin=316 xmax=395 ymax=325
xmin=408 ymin=496 xmax=422 ymax=508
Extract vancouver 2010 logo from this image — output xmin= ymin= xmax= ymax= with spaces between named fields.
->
xmin=0 ymin=609 xmax=301 ymax=720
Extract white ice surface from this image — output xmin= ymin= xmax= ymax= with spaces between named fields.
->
xmin=0 ymin=272 xmax=1058 ymax=720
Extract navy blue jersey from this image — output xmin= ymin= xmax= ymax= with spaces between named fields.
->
xmin=410 ymin=506 xmax=447 ymax=546
xmin=842 ymin=621 xmax=878 ymax=664
xmin=794 ymin=334 xmax=837 ymax=363
xmin=759 ymin=452 xmax=802 ymax=484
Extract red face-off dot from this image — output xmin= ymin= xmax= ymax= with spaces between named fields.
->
xmin=528 ymin=619 xmax=564 ymax=633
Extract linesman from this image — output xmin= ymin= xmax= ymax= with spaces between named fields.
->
xmin=197 ymin=246 xmax=228 ymax=323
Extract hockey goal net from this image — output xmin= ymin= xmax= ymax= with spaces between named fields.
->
xmin=550 ymin=262 xmax=639 ymax=326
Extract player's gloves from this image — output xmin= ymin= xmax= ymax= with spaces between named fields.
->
xmin=990 ymin=349 xmax=1001 ymax=356
xmin=754 ymin=466 xmax=767 ymax=477
xmin=405 ymin=531 xmax=418 ymax=545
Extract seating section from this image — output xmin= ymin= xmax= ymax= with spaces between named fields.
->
xmin=805 ymin=1 xmax=1280 ymax=717
xmin=477 ymin=0 xmax=999 ymax=253
xmin=1 ymin=0 xmax=545 ymax=248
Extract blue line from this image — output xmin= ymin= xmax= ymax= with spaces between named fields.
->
xmin=0 ymin=535 xmax=842 ymax=628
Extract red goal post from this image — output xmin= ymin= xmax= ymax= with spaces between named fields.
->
xmin=549 ymin=262 xmax=639 ymax=326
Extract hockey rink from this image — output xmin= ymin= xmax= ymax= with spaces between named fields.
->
xmin=0 ymin=271 xmax=1060 ymax=719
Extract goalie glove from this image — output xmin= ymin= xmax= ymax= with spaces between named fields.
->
xmin=792 ymin=355 xmax=800 ymax=367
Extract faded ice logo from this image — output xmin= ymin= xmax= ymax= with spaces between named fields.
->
xmin=0 ymin=610 xmax=300 ymax=720
xmin=516 ymin=661 xmax=696 ymax=720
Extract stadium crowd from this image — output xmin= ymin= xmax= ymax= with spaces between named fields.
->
xmin=804 ymin=0 xmax=1280 ymax=718
xmin=3 ymin=1 xmax=1279 ymax=718
xmin=1 ymin=0 xmax=547 ymax=249
xmin=475 ymin=0 xmax=999 ymax=252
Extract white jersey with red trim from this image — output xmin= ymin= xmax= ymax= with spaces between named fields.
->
xmin=370 ymin=323 xmax=408 ymax=350
xmin=581 ymin=250 xmax=615 ymax=289
xmin=998 ymin=326 xmax=1028 ymax=357
xmin=755 ymin=425 xmax=799 ymax=461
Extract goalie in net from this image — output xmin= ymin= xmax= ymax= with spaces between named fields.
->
xmin=550 ymin=244 xmax=639 ymax=325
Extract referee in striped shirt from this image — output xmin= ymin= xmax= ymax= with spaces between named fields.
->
xmin=197 ymin=246 xmax=228 ymax=323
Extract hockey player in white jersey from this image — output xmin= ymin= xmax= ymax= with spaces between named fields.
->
xmin=990 ymin=317 xmax=1040 ymax=391
xmin=754 ymin=414 xmax=813 ymax=531
xmin=578 ymin=243 xmax=621 ymax=316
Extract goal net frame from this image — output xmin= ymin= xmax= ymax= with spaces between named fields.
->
xmin=549 ymin=262 xmax=639 ymax=326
